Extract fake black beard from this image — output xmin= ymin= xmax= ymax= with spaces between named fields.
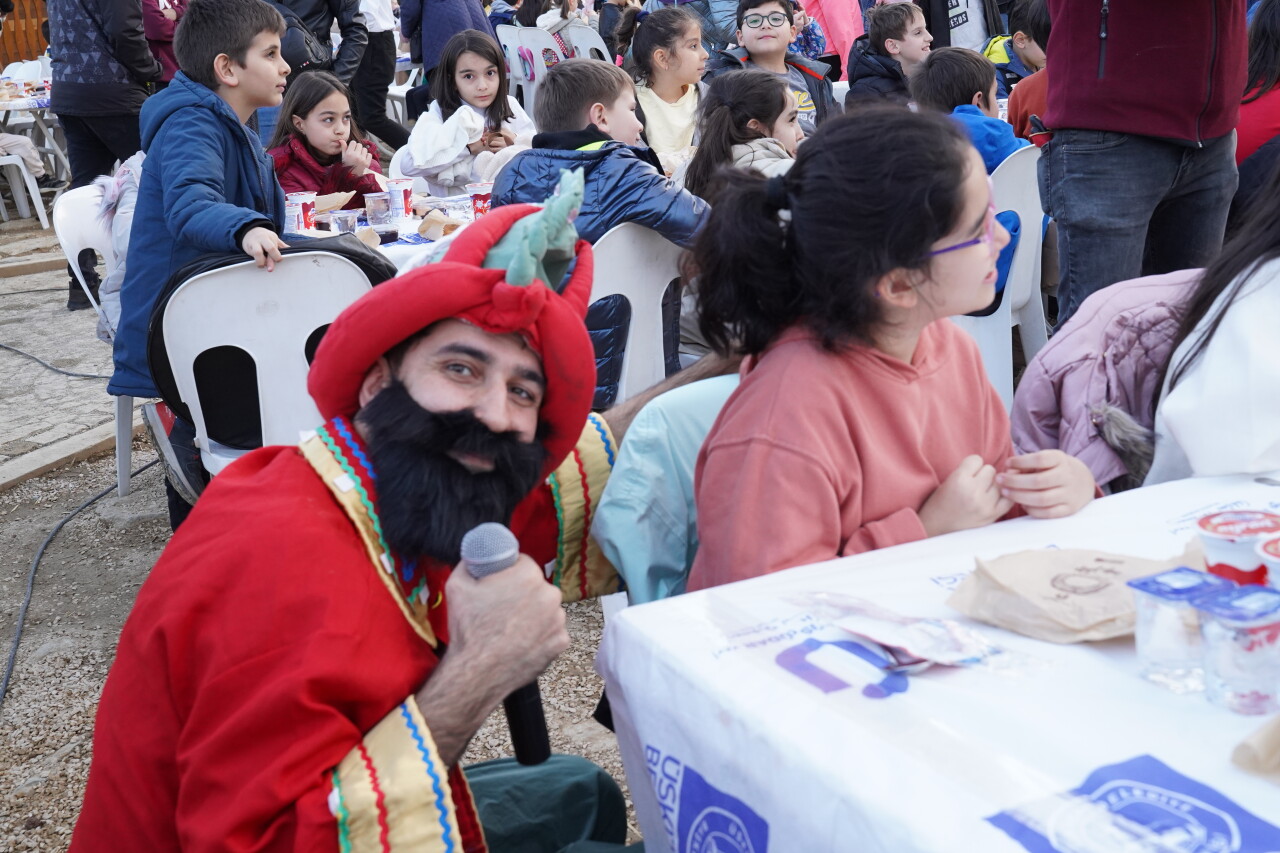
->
xmin=357 ymin=380 xmax=548 ymax=565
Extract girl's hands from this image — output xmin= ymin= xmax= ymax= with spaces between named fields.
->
xmin=467 ymin=138 xmax=488 ymax=155
xmin=342 ymin=140 xmax=372 ymax=176
xmin=920 ymin=455 xmax=1014 ymax=538
xmin=996 ymin=450 xmax=1096 ymax=519
xmin=485 ymin=130 xmax=515 ymax=151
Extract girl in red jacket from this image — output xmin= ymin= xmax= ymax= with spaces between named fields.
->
xmin=268 ymin=71 xmax=384 ymax=208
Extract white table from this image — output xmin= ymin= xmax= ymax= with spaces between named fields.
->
xmin=599 ymin=475 xmax=1280 ymax=852
xmin=0 ymin=94 xmax=71 ymax=179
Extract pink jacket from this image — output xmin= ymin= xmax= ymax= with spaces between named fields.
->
xmin=1011 ymin=270 xmax=1200 ymax=488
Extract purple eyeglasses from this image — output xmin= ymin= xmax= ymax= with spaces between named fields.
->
xmin=928 ymin=179 xmax=998 ymax=257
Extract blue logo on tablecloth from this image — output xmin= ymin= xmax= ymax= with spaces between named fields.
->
xmin=989 ymin=755 xmax=1280 ymax=852
xmin=646 ymin=746 xmax=769 ymax=853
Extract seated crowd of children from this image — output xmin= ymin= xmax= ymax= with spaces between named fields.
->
xmin=99 ymin=0 xmax=1280 ymax=603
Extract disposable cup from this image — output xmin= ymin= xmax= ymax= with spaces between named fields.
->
xmin=1198 ymin=511 xmax=1280 ymax=586
xmin=285 ymin=191 xmax=317 ymax=229
xmin=387 ymin=178 xmax=415 ymax=219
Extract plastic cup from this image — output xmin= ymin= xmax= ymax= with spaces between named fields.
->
xmin=387 ymin=178 xmax=415 ymax=220
xmin=1195 ymin=585 xmax=1280 ymax=715
xmin=1198 ymin=511 xmax=1280 ymax=586
xmin=364 ymin=192 xmax=392 ymax=226
xmin=1127 ymin=567 xmax=1233 ymax=693
xmin=285 ymin=191 xmax=317 ymax=229
xmin=1257 ymin=537 xmax=1280 ymax=590
xmin=330 ymin=210 xmax=359 ymax=234
xmin=466 ymin=182 xmax=494 ymax=218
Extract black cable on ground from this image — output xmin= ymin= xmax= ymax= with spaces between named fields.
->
xmin=1 ymin=287 xmax=64 ymax=296
xmin=0 ymin=459 xmax=158 ymax=710
xmin=0 ymin=342 xmax=110 ymax=380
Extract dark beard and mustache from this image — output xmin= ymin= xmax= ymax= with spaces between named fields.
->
xmin=356 ymin=379 xmax=548 ymax=565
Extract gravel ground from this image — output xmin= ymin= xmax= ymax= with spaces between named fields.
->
xmin=0 ymin=441 xmax=632 ymax=850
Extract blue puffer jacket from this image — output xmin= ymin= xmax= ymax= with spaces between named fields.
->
xmin=492 ymin=128 xmax=709 ymax=407
xmin=109 ymin=73 xmax=286 ymax=399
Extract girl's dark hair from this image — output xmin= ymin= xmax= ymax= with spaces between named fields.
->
xmin=1245 ymin=0 xmax=1280 ymax=102
xmin=688 ymin=108 xmax=973 ymax=356
xmin=683 ymin=69 xmax=790 ymax=201
xmin=1157 ymin=162 xmax=1280 ymax=400
xmin=431 ymin=29 xmax=516 ymax=130
xmin=267 ymin=70 xmax=364 ymax=152
xmin=615 ymin=5 xmax=700 ymax=83
xmin=515 ymin=0 xmax=546 ymax=28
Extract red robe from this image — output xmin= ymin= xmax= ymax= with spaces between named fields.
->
xmin=71 ymin=415 xmax=617 ymax=852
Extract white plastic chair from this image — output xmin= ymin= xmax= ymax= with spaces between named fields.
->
xmin=386 ymin=64 xmax=422 ymax=126
xmin=388 ymin=145 xmax=432 ymax=194
xmin=571 ymin=25 xmax=611 ymax=61
xmin=950 ymin=145 xmax=1047 ymax=412
xmin=161 ymin=252 xmax=372 ymax=476
xmin=508 ymin=26 xmax=572 ymax=118
xmin=590 ymin=223 xmax=683 ymax=402
xmin=0 ymin=154 xmax=49 ymax=228
xmin=52 ymin=185 xmax=136 ymax=495
xmin=496 ymin=25 xmax=535 ymax=114
xmin=832 ymin=80 xmax=849 ymax=105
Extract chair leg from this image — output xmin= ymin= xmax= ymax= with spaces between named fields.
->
xmin=115 ymin=395 xmax=133 ymax=497
xmin=3 ymin=164 xmax=32 ymax=219
xmin=18 ymin=167 xmax=49 ymax=229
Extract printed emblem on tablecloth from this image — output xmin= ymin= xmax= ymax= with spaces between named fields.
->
xmin=646 ymin=745 xmax=769 ymax=853
xmin=988 ymin=755 xmax=1280 ymax=852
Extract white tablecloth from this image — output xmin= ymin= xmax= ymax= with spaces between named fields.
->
xmin=598 ymin=474 xmax=1280 ymax=852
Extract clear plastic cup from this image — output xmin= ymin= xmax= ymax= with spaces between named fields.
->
xmin=364 ymin=192 xmax=392 ymax=226
xmin=330 ymin=210 xmax=359 ymax=234
xmin=1194 ymin=585 xmax=1280 ymax=715
xmin=1127 ymin=567 xmax=1233 ymax=693
xmin=1198 ymin=510 xmax=1280 ymax=586
xmin=283 ymin=200 xmax=303 ymax=233
xmin=441 ymin=194 xmax=475 ymax=223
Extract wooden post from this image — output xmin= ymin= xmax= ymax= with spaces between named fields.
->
xmin=0 ymin=0 xmax=51 ymax=69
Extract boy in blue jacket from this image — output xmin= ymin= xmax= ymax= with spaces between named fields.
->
xmin=492 ymin=58 xmax=708 ymax=246
xmin=109 ymin=0 xmax=290 ymax=404
xmin=492 ymin=58 xmax=708 ymax=408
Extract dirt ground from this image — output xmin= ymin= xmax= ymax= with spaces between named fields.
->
xmin=0 ymin=440 xmax=630 ymax=850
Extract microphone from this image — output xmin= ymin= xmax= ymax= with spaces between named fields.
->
xmin=460 ymin=522 xmax=551 ymax=766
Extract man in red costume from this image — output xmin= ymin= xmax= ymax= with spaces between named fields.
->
xmin=70 ymin=199 xmax=656 ymax=852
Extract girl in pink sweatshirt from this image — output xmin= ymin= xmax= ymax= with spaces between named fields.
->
xmin=686 ymin=107 xmax=1095 ymax=591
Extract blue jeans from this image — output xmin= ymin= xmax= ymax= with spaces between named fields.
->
xmin=1038 ymin=129 xmax=1237 ymax=329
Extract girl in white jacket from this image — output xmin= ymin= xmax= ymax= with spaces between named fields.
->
xmin=398 ymin=30 xmax=536 ymax=197
xmin=680 ymin=68 xmax=802 ymax=202
xmin=1147 ymin=182 xmax=1280 ymax=485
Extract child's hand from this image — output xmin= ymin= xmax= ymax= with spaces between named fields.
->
xmin=467 ymin=137 xmax=488 ymax=155
xmin=342 ymin=140 xmax=372 ymax=176
xmin=920 ymin=454 xmax=1014 ymax=538
xmin=485 ymin=131 xmax=513 ymax=151
xmin=242 ymin=227 xmax=287 ymax=272
xmin=996 ymin=450 xmax=1096 ymax=519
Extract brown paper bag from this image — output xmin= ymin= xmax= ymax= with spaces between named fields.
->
xmin=314 ymin=192 xmax=356 ymax=214
xmin=946 ymin=545 xmax=1205 ymax=643
xmin=417 ymin=209 xmax=464 ymax=240
xmin=1233 ymin=714 xmax=1280 ymax=778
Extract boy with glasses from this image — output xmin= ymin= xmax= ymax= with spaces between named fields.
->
xmin=704 ymin=0 xmax=836 ymax=134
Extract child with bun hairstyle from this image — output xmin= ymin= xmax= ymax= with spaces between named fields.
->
xmin=686 ymin=109 xmax=1096 ymax=591
xmin=681 ymin=68 xmax=801 ymax=201
xmin=399 ymin=29 xmax=535 ymax=197
xmin=615 ymin=4 xmax=708 ymax=175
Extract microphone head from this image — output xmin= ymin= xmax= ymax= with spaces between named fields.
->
xmin=460 ymin=522 xmax=520 ymax=578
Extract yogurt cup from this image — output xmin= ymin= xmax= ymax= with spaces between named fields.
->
xmin=1198 ymin=510 xmax=1280 ymax=586
xmin=387 ymin=178 xmax=415 ymax=219
xmin=285 ymin=191 xmax=317 ymax=229
xmin=1127 ymin=567 xmax=1234 ymax=692
xmin=466 ymin=182 xmax=494 ymax=218
xmin=1257 ymin=536 xmax=1280 ymax=590
xmin=364 ymin=191 xmax=392 ymax=226
xmin=1194 ymin=585 xmax=1280 ymax=715
xmin=283 ymin=199 xmax=304 ymax=233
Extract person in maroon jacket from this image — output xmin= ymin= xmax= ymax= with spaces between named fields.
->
xmin=142 ymin=0 xmax=188 ymax=84
xmin=266 ymin=70 xmax=385 ymax=208
xmin=1039 ymin=0 xmax=1247 ymax=329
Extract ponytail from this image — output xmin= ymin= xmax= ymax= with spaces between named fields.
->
xmin=683 ymin=69 xmax=789 ymax=201
xmin=687 ymin=108 xmax=974 ymax=356
xmin=615 ymin=5 xmax=699 ymax=83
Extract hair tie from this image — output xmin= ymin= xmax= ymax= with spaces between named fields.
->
xmin=635 ymin=9 xmax=650 ymax=23
xmin=721 ymin=99 xmax=738 ymax=111
xmin=765 ymin=175 xmax=790 ymax=211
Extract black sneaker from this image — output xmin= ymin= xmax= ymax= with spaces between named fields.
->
xmin=36 ymin=174 xmax=67 ymax=191
xmin=67 ymin=278 xmax=97 ymax=311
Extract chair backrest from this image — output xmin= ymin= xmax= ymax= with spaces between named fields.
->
xmin=991 ymin=144 xmax=1047 ymax=360
xmin=512 ymin=25 xmax=572 ymax=116
xmin=495 ymin=25 xmax=533 ymax=111
xmin=53 ymin=185 xmax=118 ymax=332
xmin=572 ymin=25 xmax=611 ymax=61
xmin=162 ymin=252 xmax=372 ymax=466
xmin=7 ymin=60 xmax=43 ymax=81
xmin=38 ymin=55 xmax=52 ymax=80
xmin=388 ymin=146 xmax=432 ymax=194
xmin=590 ymin=223 xmax=684 ymax=401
